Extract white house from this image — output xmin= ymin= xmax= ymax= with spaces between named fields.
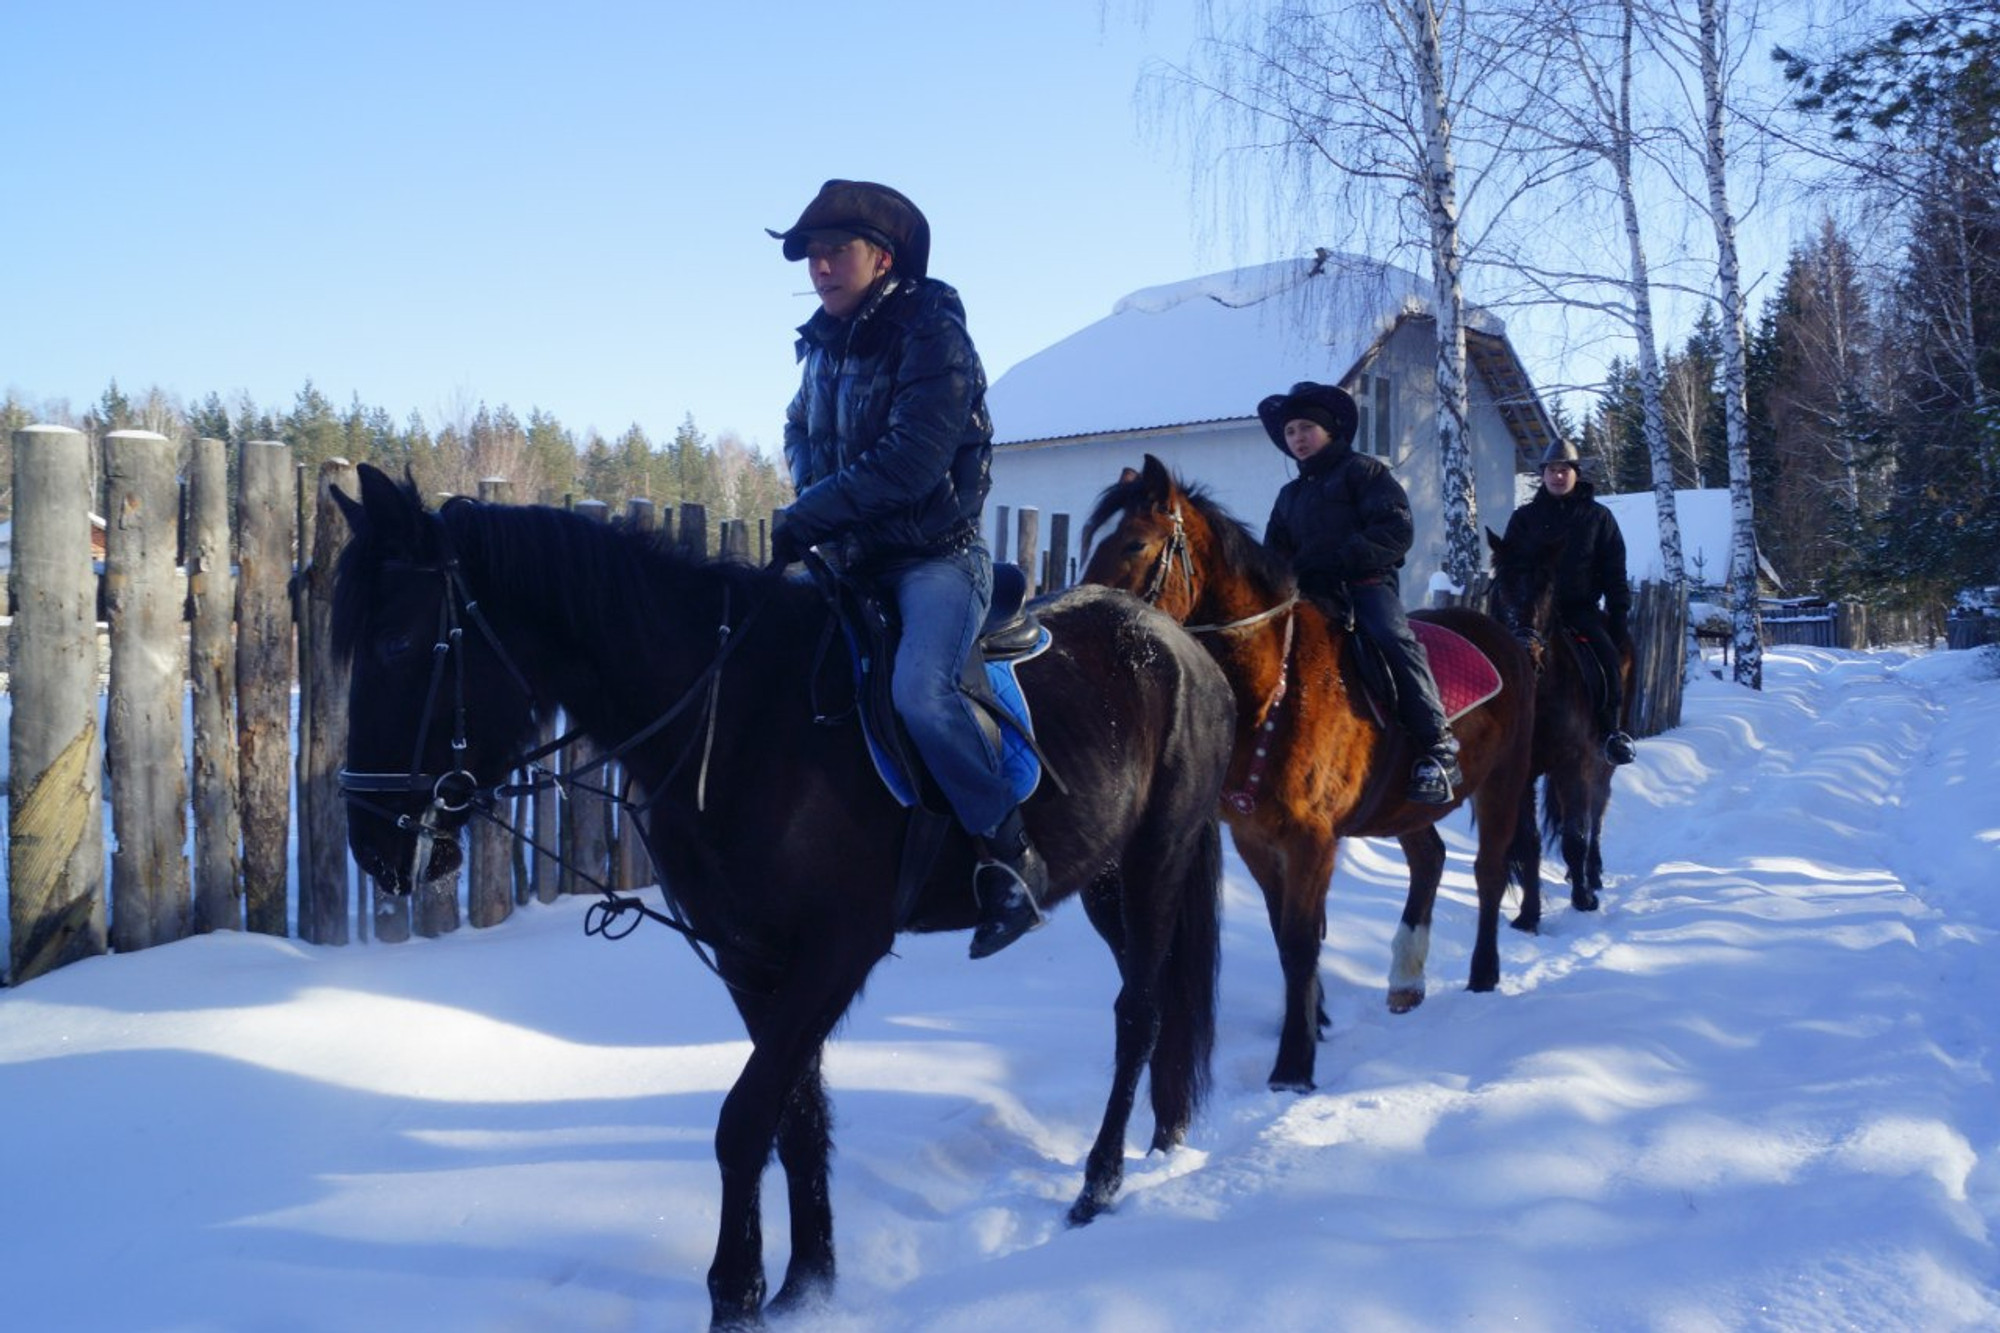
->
xmin=984 ymin=249 xmax=1562 ymax=606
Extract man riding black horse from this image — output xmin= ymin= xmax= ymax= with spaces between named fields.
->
xmin=1502 ymin=439 xmax=1637 ymax=766
xmin=765 ymin=179 xmax=1045 ymax=956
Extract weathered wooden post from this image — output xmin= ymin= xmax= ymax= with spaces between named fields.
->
xmin=297 ymin=459 xmax=359 ymax=943
xmin=104 ymin=430 xmax=191 ymax=953
xmin=476 ymin=478 xmax=540 ymax=909
xmin=562 ymin=500 xmax=614 ymax=896
xmin=994 ymin=504 xmax=1011 ymax=563
xmin=719 ymin=518 xmax=749 ymax=562
xmin=7 ymin=425 xmax=107 ymax=981
xmin=454 ymin=481 xmax=516 ymax=928
xmin=1046 ymin=512 xmax=1072 ymax=592
xmin=1015 ymin=506 xmax=1041 ymax=595
xmin=236 ymin=441 xmax=295 ymax=936
xmin=678 ymin=502 xmax=709 ymax=558
xmin=607 ymin=499 xmax=660 ymax=893
xmin=187 ymin=437 xmax=243 ymax=933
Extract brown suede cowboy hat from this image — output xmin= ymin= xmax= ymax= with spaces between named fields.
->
xmin=768 ymin=180 xmax=932 ymax=282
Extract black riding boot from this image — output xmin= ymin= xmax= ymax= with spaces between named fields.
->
xmin=1602 ymin=726 xmax=1637 ymax=765
xmin=1408 ymin=730 xmax=1463 ymax=805
xmin=970 ymin=806 xmax=1047 ymax=959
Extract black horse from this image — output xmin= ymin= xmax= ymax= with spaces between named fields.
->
xmin=1486 ymin=527 xmax=1627 ymax=929
xmin=331 ymin=465 xmax=1236 ymax=1331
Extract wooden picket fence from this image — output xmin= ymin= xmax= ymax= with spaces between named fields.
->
xmin=2 ymin=428 xmax=755 ymax=986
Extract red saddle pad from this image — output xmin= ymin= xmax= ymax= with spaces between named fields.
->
xmin=1414 ymin=619 xmax=1503 ymax=723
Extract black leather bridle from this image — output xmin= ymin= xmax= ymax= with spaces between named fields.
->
xmin=337 ymin=539 xmax=769 ymax=973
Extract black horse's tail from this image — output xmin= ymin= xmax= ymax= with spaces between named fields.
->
xmin=1146 ymin=816 xmax=1223 ymax=1153
xmin=1539 ymin=772 xmax=1567 ymax=854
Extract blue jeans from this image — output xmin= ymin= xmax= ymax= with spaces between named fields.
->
xmin=873 ymin=541 xmax=1010 ymax=838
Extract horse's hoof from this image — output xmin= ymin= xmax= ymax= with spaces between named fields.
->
xmin=1387 ymin=987 xmax=1425 ymax=1014
xmin=1268 ymin=1074 xmax=1315 ymax=1094
xmin=1509 ymin=913 xmax=1541 ymax=935
xmin=1573 ymin=891 xmax=1600 ymax=912
xmin=768 ymin=1273 xmax=833 ymax=1317
xmin=1067 ymin=1191 xmax=1115 ymax=1228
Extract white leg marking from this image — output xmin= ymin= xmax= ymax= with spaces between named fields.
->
xmin=1389 ymin=922 xmax=1430 ymax=992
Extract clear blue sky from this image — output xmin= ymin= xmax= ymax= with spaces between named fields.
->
xmin=4 ymin=1 xmax=1222 ymax=454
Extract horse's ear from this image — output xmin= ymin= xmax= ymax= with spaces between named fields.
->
xmin=1139 ymin=453 xmax=1174 ymax=503
xmin=1485 ymin=527 xmax=1505 ymax=556
xmin=333 ymin=480 xmax=367 ymax=538
xmin=1119 ymin=466 xmax=1139 ymax=484
xmin=351 ymin=462 xmax=431 ymax=553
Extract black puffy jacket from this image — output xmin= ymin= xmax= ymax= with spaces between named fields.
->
xmin=782 ymin=276 xmax=992 ymax=566
xmin=1501 ymin=480 xmax=1632 ymax=637
xmin=1264 ymin=443 xmax=1414 ymax=593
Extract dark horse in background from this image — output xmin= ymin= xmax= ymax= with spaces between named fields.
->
xmin=1487 ymin=527 xmax=1632 ymax=929
xmin=331 ymin=466 xmax=1237 ymax=1331
xmin=1082 ymin=457 xmax=1538 ymax=1092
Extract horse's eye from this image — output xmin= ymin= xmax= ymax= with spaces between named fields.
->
xmin=1123 ymin=540 xmax=1147 ymax=556
xmin=375 ymin=632 xmax=417 ymax=665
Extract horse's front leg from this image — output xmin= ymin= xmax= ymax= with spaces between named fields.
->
xmin=709 ymin=945 xmax=883 ymax=1331
xmin=1392 ymin=827 xmax=1446 ymax=1009
xmin=768 ymin=1055 xmax=835 ymax=1314
xmin=1240 ymin=830 xmax=1331 ymax=1092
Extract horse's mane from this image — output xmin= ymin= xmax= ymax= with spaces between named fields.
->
xmin=1083 ymin=468 xmax=1299 ymax=598
xmin=332 ymin=479 xmax=798 ymax=664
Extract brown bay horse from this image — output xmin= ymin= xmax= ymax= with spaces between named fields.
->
xmin=1082 ymin=456 xmax=1537 ymax=1092
xmin=1486 ymin=527 xmax=1632 ymax=930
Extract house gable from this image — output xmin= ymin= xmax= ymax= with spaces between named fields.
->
xmin=984 ymin=253 xmax=1559 ymax=605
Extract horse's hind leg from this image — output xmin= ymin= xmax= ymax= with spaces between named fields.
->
xmin=1069 ymin=946 xmax=1163 ymax=1227
xmin=1391 ymin=827 xmax=1446 ymax=1011
xmin=1144 ymin=819 xmax=1222 ymax=1152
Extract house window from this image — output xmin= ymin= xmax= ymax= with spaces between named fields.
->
xmin=1352 ymin=373 xmax=1394 ymax=458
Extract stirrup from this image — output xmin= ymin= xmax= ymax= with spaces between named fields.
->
xmin=1603 ymin=730 xmax=1637 ymax=766
xmin=1407 ymin=756 xmax=1455 ymax=806
xmin=969 ymin=858 xmax=1045 ymax=958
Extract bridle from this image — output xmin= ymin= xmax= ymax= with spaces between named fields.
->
xmin=338 ymin=532 xmax=768 ymax=978
xmin=338 ymin=552 xmax=536 ymax=898
xmin=1127 ymin=500 xmax=1299 ymax=813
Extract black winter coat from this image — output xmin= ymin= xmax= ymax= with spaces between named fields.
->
xmin=782 ymin=276 xmax=992 ymax=566
xmin=1264 ymin=443 xmax=1414 ymax=594
xmin=1501 ymin=480 xmax=1632 ymax=637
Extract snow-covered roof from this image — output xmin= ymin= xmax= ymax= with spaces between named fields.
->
xmin=988 ymin=250 xmax=1507 ymax=445
xmin=1598 ymin=488 xmax=1782 ymax=590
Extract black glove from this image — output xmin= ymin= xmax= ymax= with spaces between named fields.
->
xmin=1609 ymin=610 xmax=1630 ymax=648
xmin=767 ymin=511 xmax=807 ymax=569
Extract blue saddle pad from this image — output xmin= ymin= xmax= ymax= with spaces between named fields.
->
xmin=857 ymin=629 xmax=1050 ymax=810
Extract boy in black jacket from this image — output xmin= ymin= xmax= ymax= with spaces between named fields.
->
xmin=1261 ymin=381 xmax=1461 ymax=804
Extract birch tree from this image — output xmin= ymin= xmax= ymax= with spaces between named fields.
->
xmin=1157 ymin=0 xmax=1557 ymax=588
xmin=1499 ymin=0 xmax=1692 ymax=585
xmin=1695 ymin=0 xmax=1765 ymax=687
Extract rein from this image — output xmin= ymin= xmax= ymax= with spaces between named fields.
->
xmin=339 ymin=535 xmax=772 ymax=988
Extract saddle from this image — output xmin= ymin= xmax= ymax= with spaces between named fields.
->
xmin=818 ymin=560 xmax=1050 ymax=811
xmin=1556 ymin=620 xmax=1619 ymax=725
xmin=1344 ymin=613 xmax=1503 ymax=728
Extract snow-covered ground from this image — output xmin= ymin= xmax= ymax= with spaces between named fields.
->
xmin=3 ymin=645 xmax=1996 ymax=1332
